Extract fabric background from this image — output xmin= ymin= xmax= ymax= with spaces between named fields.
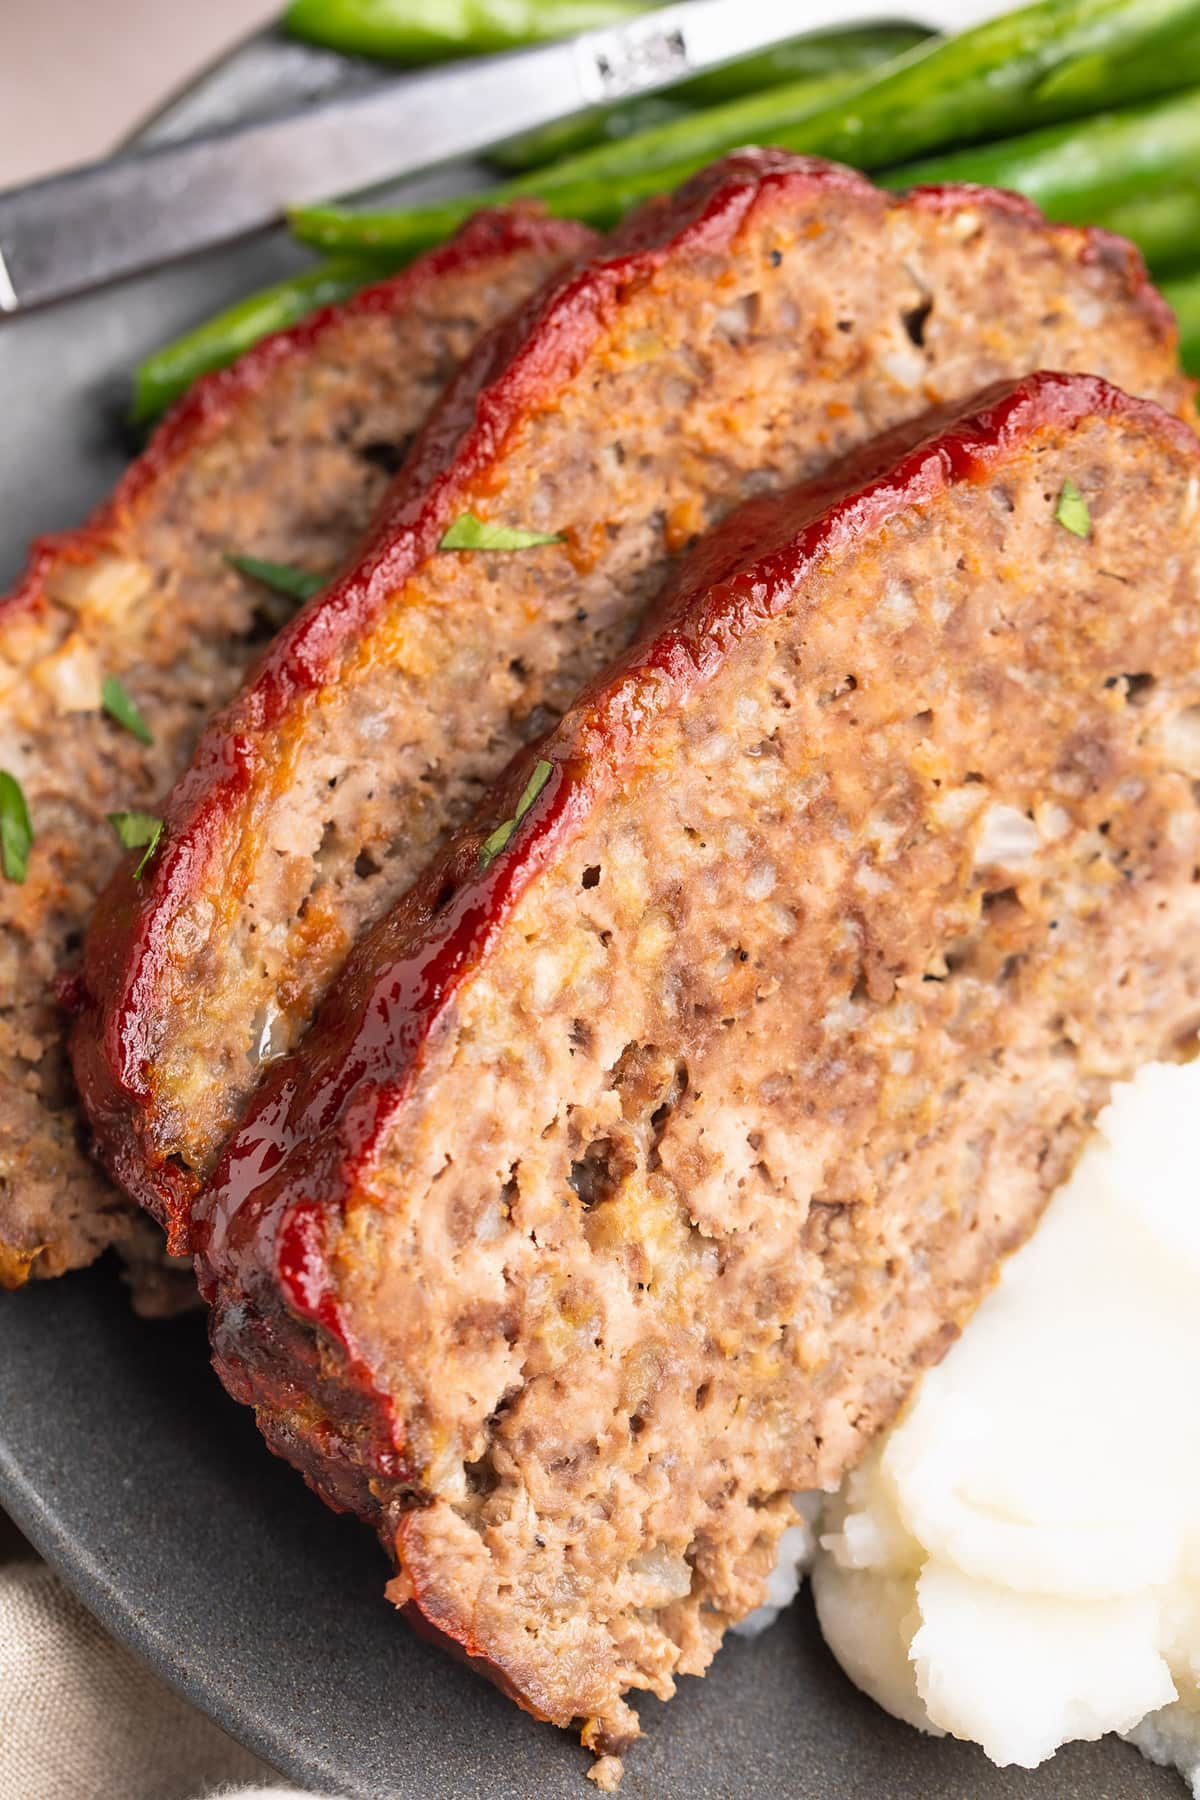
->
xmin=0 ymin=0 xmax=278 ymax=185
xmin=0 ymin=1518 xmax=346 ymax=1800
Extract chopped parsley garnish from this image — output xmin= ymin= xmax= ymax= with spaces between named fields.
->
xmin=0 ymin=771 xmax=33 ymax=884
xmin=225 ymin=553 xmax=324 ymax=601
xmin=440 ymin=513 xmax=563 ymax=552
xmin=1054 ymin=479 xmax=1090 ymax=539
xmin=107 ymin=811 xmax=164 ymax=880
xmin=479 ymin=759 xmax=553 ymax=871
xmin=101 ymin=674 xmax=154 ymax=745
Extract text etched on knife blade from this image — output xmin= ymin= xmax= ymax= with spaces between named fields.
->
xmin=578 ymin=20 xmax=692 ymax=102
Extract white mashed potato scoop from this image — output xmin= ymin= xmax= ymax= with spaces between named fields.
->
xmin=811 ymin=1059 xmax=1200 ymax=1795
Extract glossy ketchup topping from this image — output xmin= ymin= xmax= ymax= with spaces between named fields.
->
xmin=70 ymin=147 xmax=1177 ymax=1244
xmin=198 ymin=373 xmax=1199 ymax=1395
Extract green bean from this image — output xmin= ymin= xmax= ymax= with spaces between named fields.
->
xmin=136 ymin=152 xmax=696 ymax=419
xmin=884 ymin=87 xmax=1200 ymax=226
xmin=487 ymin=60 xmax=861 ymax=192
xmin=132 ymin=258 xmax=387 ymax=422
xmin=490 ymin=98 xmax=697 ymax=177
xmin=1088 ymin=184 xmax=1200 ymax=274
xmin=292 ymin=85 xmax=1200 ymax=283
xmin=491 ymin=25 xmax=929 ymax=172
xmin=289 ymin=66 xmax=861 ymax=258
xmin=768 ymin=0 xmax=1200 ymax=171
xmin=681 ymin=24 xmax=930 ymax=108
xmin=1161 ymin=270 xmax=1200 ymax=373
xmin=289 ymin=0 xmax=1200 ymax=260
xmin=282 ymin=0 xmax=651 ymax=63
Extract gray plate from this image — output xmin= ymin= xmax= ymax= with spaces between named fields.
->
xmin=0 ymin=31 xmax=1182 ymax=1800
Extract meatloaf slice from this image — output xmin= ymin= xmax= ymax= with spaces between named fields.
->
xmin=71 ymin=150 xmax=1193 ymax=1252
xmin=0 ymin=207 xmax=587 ymax=1290
xmin=189 ymin=372 xmax=1200 ymax=1764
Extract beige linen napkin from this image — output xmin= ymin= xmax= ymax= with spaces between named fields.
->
xmin=0 ymin=1514 xmax=342 ymax=1800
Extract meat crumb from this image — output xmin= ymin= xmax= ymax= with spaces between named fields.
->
xmin=588 ymin=1754 xmax=625 ymax=1791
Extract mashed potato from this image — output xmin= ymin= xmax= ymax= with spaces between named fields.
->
xmin=810 ymin=1059 xmax=1200 ymax=1794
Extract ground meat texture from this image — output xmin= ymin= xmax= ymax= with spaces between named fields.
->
xmin=0 ymin=207 xmax=587 ymax=1287
xmin=189 ymin=375 xmax=1200 ymax=1764
xmin=72 ymin=150 xmax=1193 ymax=1251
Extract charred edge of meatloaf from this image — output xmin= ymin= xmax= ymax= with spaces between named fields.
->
xmin=198 ymin=380 xmax=1200 ymax=1747
xmin=74 ymin=152 xmax=1193 ymax=1250
xmin=0 ymin=213 xmax=586 ymax=1285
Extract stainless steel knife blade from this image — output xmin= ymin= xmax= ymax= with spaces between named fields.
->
xmin=0 ymin=0 xmax=1003 ymax=314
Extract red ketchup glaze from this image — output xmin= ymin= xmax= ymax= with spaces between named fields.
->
xmin=10 ymin=204 xmax=594 ymax=1249
xmin=48 ymin=207 xmax=592 ymax=1237
xmin=74 ymin=150 xmax=884 ymax=1234
xmin=390 ymin=1555 xmax=562 ymax=1724
xmin=193 ymin=757 xmax=585 ymax=1440
xmin=71 ymin=148 xmax=1181 ymax=1246
xmin=195 ymin=373 xmax=1200 ymax=1594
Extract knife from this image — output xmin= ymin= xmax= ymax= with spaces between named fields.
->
xmin=0 ymin=0 xmax=1004 ymax=316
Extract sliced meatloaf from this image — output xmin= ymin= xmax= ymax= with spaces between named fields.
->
xmin=71 ymin=149 xmax=1193 ymax=1251
xmin=190 ymin=372 xmax=1200 ymax=1764
xmin=0 ymin=207 xmax=587 ymax=1290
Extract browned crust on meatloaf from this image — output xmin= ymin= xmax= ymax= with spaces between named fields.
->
xmin=191 ymin=373 xmax=1200 ymax=1755
xmin=0 ymin=207 xmax=587 ymax=1287
xmin=72 ymin=150 xmax=1193 ymax=1254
